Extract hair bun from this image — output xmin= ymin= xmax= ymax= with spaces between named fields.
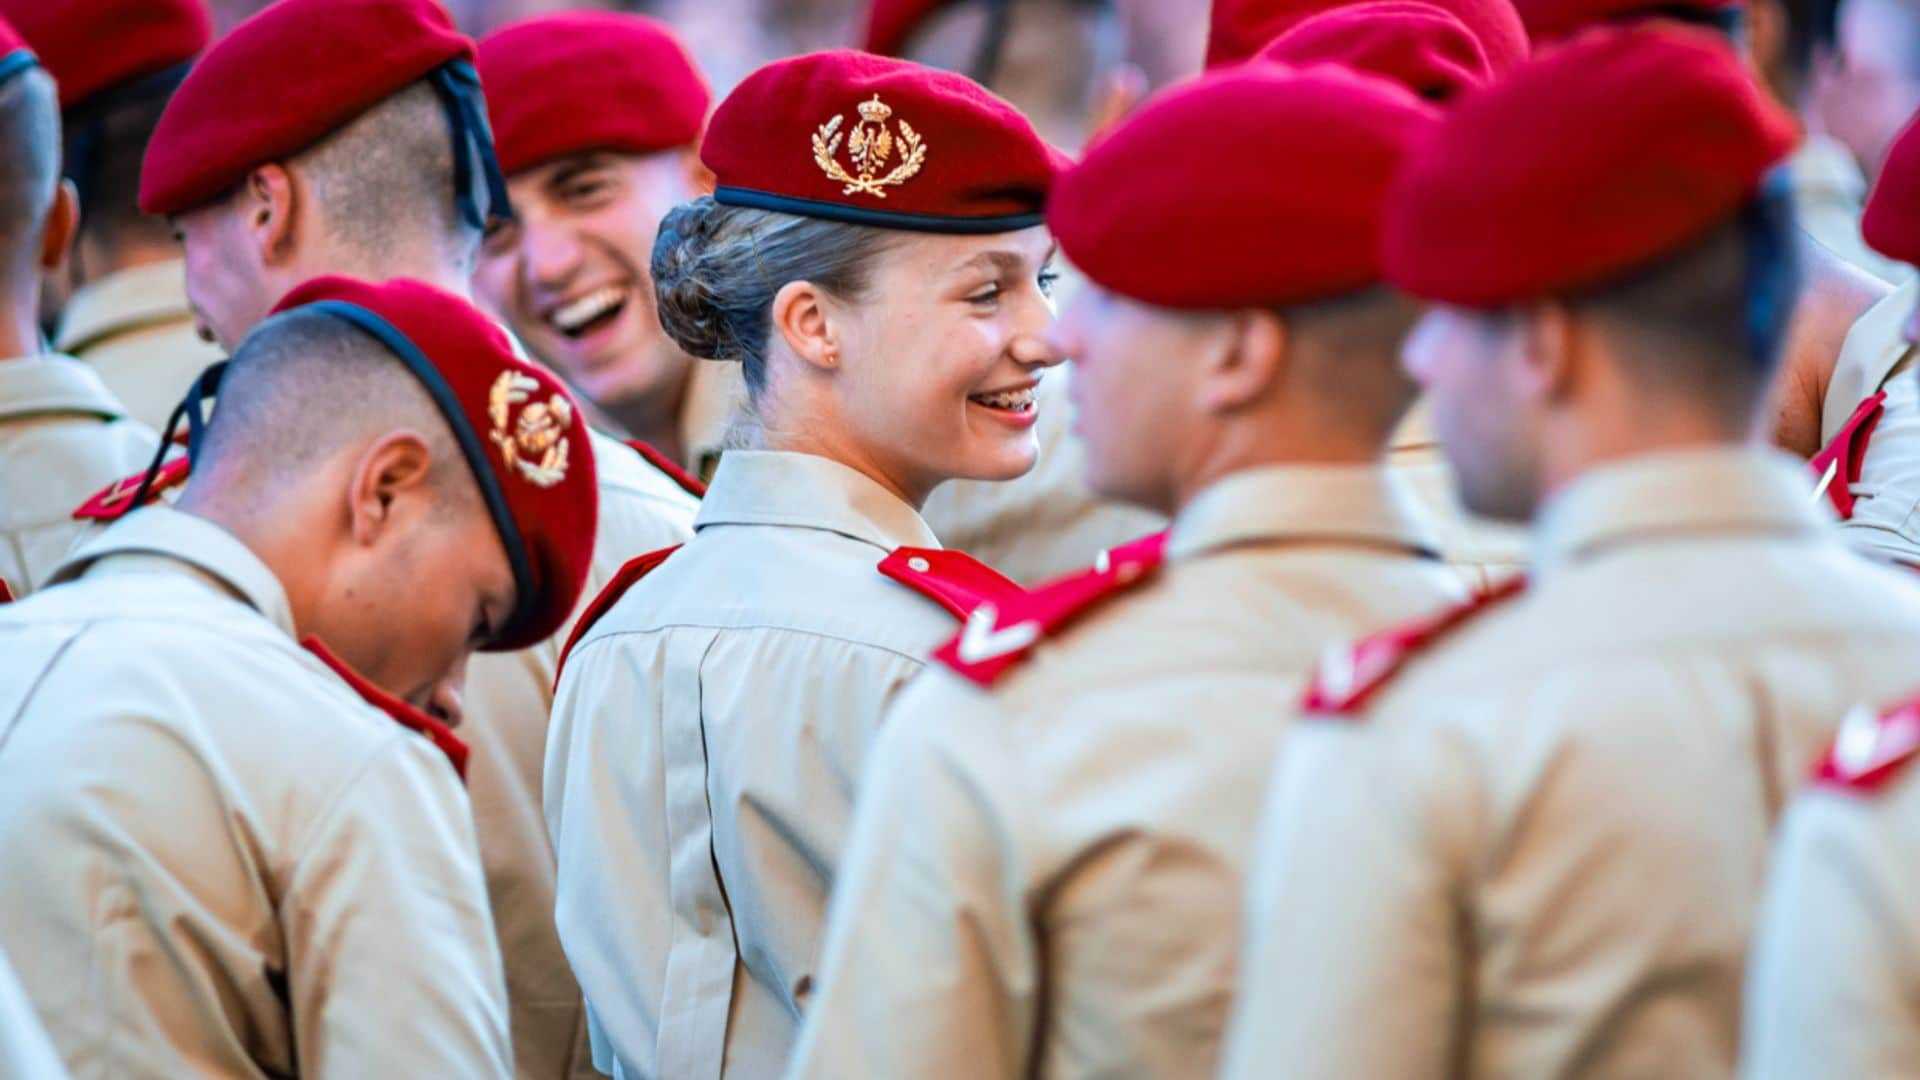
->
xmin=652 ymin=196 xmax=745 ymax=363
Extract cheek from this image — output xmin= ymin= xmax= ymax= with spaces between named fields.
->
xmin=471 ymin=255 xmax=515 ymax=315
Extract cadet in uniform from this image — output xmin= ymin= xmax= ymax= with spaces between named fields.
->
xmin=0 ymin=0 xmax=224 ymax=433
xmin=474 ymin=12 xmax=746 ymax=478
xmin=0 ymin=275 xmax=600 ymax=1077
xmin=787 ymin=64 xmax=1464 ymax=1080
xmin=0 ymin=20 xmax=157 ymax=598
xmin=547 ymin=51 xmax=1058 ymax=1078
xmin=134 ymin=4 xmax=700 ymax=1076
xmin=1218 ymin=27 xmax=1920 ymax=1078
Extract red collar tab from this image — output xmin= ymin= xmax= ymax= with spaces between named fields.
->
xmin=1814 ymin=697 xmax=1920 ymax=793
xmin=73 ymin=456 xmax=193 ymax=522
xmin=1303 ymin=574 xmax=1527 ymax=717
xmin=301 ymin=637 xmax=470 ymax=780
xmin=1809 ymin=392 xmax=1887 ymax=520
xmin=930 ymin=531 xmax=1170 ymax=689
xmin=553 ymin=544 xmax=682 ymax=691
xmin=0 ymin=578 xmax=13 ymax=604
xmin=879 ymin=547 xmax=1025 ymax=624
xmin=625 ymin=439 xmax=708 ymax=499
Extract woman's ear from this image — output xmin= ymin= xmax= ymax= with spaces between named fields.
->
xmin=345 ymin=431 xmax=435 ymax=547
xmin=770 ymin=278 xmax=840 ymax=374
xmin=1199 ymin=309 xmax=1287 ymax=414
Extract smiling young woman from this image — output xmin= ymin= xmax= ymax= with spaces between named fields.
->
xmin=542 ymin=50 xmax=1063 ymax=1079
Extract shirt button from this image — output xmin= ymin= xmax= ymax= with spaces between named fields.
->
xmin=908 ymin=557 xmax=931 ymax=573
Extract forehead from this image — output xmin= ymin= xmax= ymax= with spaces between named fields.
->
xmin=888 ymin=224 xmax=1057 ymax=273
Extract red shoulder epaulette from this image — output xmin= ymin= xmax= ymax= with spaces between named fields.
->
xmin=302 ymin=636 xmax=469 ymax=780
xmin=1809 ymin=391 xmax=1887 ymax=519
xmin=0 ymin=579 xmax=13 ymax=603
xmin=925 ymin=530 xmax=1169 ymax=688
xmin=1813 ymin=696 xmax=1920 ymax=793
xmin=73 ymin=456 xmax=193 ymax=522
xmin=1301 ymin=574 xmax=1527 ymax=717
xmin=552 ymin=544 xmax=682 ymax=690
xmin=626 ymin=440 xmax=707 ymax=499
xmin=879 ymin=546 xmax=1026 ymax=623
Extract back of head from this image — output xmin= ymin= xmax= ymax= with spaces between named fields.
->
xmin=0 ymin=51 xmax=58 ymax=286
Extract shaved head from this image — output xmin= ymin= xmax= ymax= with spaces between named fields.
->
xmin=1281 ymin=286 xmax=1424 ymax=442
xmin=0 ymin=66 xmax=60 ymax=281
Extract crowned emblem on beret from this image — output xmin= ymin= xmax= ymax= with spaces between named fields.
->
xmin=488 ymin=370 xmax=573 ymax=488
xmin=812 ymin=94 xmax=927 ymax=198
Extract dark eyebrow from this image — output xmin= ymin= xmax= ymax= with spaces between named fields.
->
xmin=546 ymin=153 xmax=618 ymax=191
xmin=955 ymin=243 xmax=1059 ymax=277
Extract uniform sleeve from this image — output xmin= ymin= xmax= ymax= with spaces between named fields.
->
xmin=786 ymin=671 xmax=1038 ymax=1079
xmin=1742 ymin=787 xmax=1920 ymax=1079
xmin=283 ymin=735 xmax=512 ymax=1078
xmin=1219 ymin=715 xmax=1476 ymax=1080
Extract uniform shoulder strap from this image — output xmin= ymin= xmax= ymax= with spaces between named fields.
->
xmin=73 ymin=455 xmax=193 ymax=521
xmin=1809 ymin=391 xmax=1887 ymax=520
xmin=1814 ymin=696 xmax=1920 ymax=794
xmin=625 ymin=439 xmax=708 ymax=498
xmin=879 ymin=546 xmax=1025 ymax=623
xmin=929 ymin=530 xmax=1170 ymax=688
xmin=1302 ymin=575 xmax=1527 ymax=717
xmin=0 ymin=578 xmax=12 ymax=603
xmin=302 ymin=636 xmax=469 ymax=780
xmin=553 ymin=544 xmax=682 ymax=690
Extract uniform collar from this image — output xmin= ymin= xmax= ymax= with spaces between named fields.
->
xmin=1167 ymin=464 xmax=1440 ymax=562
xmin=0 ymin=354 xmax=130 ymax=422
xmin=1790 ymin=134 xmax=1869 ymax=205
xmin=50 ymin=505 xmax=298 ymax=639
xmin=54 ymin=260 xmax=197 ymax=355
xmin=1532 ymin=446 xmax=1827 ymax=580
xmin=695 ymin=449 xmax=941 ymax=553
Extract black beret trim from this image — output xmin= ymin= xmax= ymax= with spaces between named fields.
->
xmin=302 ymin=300 xmax=538 ymax=642
xmin=714 ymin=186 xmax=1044 ymax=234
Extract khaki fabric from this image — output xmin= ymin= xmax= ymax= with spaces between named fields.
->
xmin=0 ymin=354 xmax=158 ymax=597
xmin=787 ymin=466 xmax=1464 ymax=1080
xmin=1743 ymin=750 xmax=1920 ymax=1079
xmin=1791 ymin=136 xmax=1910 ymax=287
xmin=1388 ymin=400 xmax=1528 ymax=594
xmin=55 ymin=260 xmax=226 ymax=432
xmin=0 ymin=507 xmax=511 ymax=1078
xmin=548 ymin=450 xmax=961 ymax=1080
xmin=1821 ymin=280 xmax=1920 ymax=568
xmin=1220 ymin=449 xmax=1920 ymax=1080
xmin=465 ymin=430 xmax=698 ymax=1080
xmin=0 ymin=945 xmax=63 ymax=1078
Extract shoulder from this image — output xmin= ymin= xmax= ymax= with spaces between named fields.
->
xmin=553 ymin=544 xmax=685 ymax=687
xmin=1813 ymin=695 xmax=1920 ymax=795
xmin=930 ymin=531 xmax=1170 ymax=688
xmin=1300 ymin=576 xmax=1527 ymax=718
xmin=72 ymin=455 xmax=189 ymax=522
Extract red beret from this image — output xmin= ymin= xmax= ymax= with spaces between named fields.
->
xmin=479 ymin=12 xmax=709 ymax=176
xmin=269 ymin=276 xmax=600 ymax=651
xmin=1863 ymin=112 xmax=1920 ymax=266
xmin=863 ymin=0 xmax=959 ymax=55
xmin=1051 ymin=66 xmax=1437 ymax=309
xmin=704 ymin=50 xmax=1059 ymax=233
xmin=0 ymin=0 xmax=210 ymax=109
xmin=1383 ymin=25 xmax=1799 ymax=308
xmin=141 ymin=0 xmax=473 ymax=216
xmin=1207 ymin=0 xmax=1528 ymax=72
xmin=1257 ymin=1 xmax=1494 ymax=100
xmin=1514 ymin=0 xmax=1737 ymax=43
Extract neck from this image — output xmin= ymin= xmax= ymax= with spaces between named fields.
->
xmin=0 ymin=274 xmax=41 ymax=359
xmin=175 ymin=480 xmax=318 ymax=637
xmin=1166 ymin=406 xmax=1393 ymax=517
xmin=602 ymin=360 xmax=693 ymax=462
xmin=1536 ymin=400 xmax=1759 ymax=509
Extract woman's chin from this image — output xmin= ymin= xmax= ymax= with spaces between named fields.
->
xmin=944 ymin=435 xmax=1041 ymax=484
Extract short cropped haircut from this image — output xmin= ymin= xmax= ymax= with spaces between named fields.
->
xmin=0 ymin=67 xmax=61 ymax=275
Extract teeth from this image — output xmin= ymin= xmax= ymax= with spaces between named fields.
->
xmin=972 ymin=386 xmax=1037 ymax=412
xmin=550 ymin=287 xmax=625 ymax=333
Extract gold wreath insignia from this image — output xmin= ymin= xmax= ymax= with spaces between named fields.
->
xmin=812 ymin=94 xmax=928 ymax=199
xmin=487 ymin=370 xmax=573 ymax=488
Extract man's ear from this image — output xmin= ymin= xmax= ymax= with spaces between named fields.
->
xmin=345 ymin=431 xmax=436 ymax=547
xmin=770 ymin=278 xmax=840 ymax=374
xmin=242 ymin=163 xmax=299 ymax=268
xmin=1199 ymin=308 xmax=1286 ymax=414
xmin=38 ymin=179 xmax=79 ymax=273
xmin=1520 ymin=301 xmax=1579 ymax=405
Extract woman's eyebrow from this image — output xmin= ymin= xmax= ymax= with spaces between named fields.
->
xmin=952 ymin=248 xmax=1051 ymax=276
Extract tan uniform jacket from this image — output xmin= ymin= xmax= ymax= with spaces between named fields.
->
xmin=1743 ymin=707 xmax=1920 ymax=1079
xmin=1219 ymin=449 xmax=1920 ymax=1080
xmin=0 ymin=355 xmax=158 ymax=597
xmin=1389 ymin=401 xmax=1527 ymax=594
xmin=786 ymin=466 xmax=1464 ymax=1080
xmin=1819 ymin=279 xmax=1920 ymax=568
xmin=548 ymin=450 xmax=964 ymax=1080
xmin=0 ymin=507 xmax=511 ymax=1078
xmin=55 ymin=260 xmax=226 ymax=432
xmin=1792 ymin=136 xmax=1910 ymax=286
xmin=463 ymin=429 xmax=699 ymax=1080
xmin=0 ymin=945 xmax=64 ymax=1078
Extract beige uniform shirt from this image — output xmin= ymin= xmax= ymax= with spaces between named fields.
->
xmin=1743 ymin=707 xmax=1920 ymax=1080
xmin=921 ymin=370 xmax=1166 ymax=585
xmin=1219 ymin=449 xmax=1920 ymax=1080
xmin=787 ymin=465 xmax=1464 ymax=1080
xmin=0 ymin=945 xmax=64 ymax=1079
xmin=0 ymin=354 xmax=159 ymax=597
xmin=1791 ymin=135 xmax=1910 ymax=286
xmin=548 ymin=450 xmax=965 ymax=1080
xmin=0 ymin=507 xmax=511 ymax=1078
xmin=1819 ymin=278 xmax=1920 ymax=568
xmin=55 ymin=260 xmax=226 ymax=432
xmin=1389 ymin=400 xmax=1528 ymax=594
xmin=463 ymin=429 xmax=699 ymax=1080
